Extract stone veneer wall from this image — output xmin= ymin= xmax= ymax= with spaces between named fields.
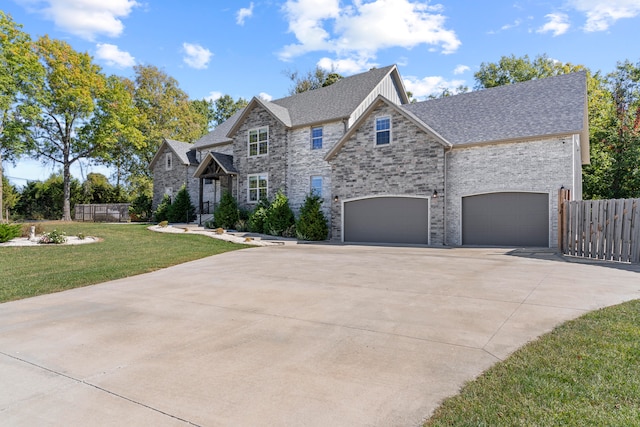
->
xmin=287 ymin=121 xmax=344 ymax=221
xmin=329 ymin=102 xmax=446 ymax=244
xmin=152 ymin=146 xmax=198 ymax=211
xmin=232 ymin=105 xmax=289 ymax=211
xmin=445 ymin=136 xmax=578 ymax=247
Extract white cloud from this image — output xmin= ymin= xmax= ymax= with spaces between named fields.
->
xmin=259 ymin=92 xmax=273 ymax=102
xmin=537 ymin=13 xmax=570 ymax=36
xmin=280 ymin=0 xmax=460 ymax=72
xmin=569 ymin=0 xmax=640 ymax=31
xmin=317 ymin=57 xmax=378 ymax=74
xmin=95 ymin=43 xmax=135 ymax=68
xmin=403 ymin=75 xmax=465 ymax=99
xmin=453 ymin=64 xmax=469 ymax=75
xmin=205 ymin=91 xmax=223 ymax=102
xmin=236 ymin=2 xmax=255 ymax=25
xmin=182 ymin=42 xmax=213 ymax=70
xmin=26 ymin=0 xmax=138 ymax=41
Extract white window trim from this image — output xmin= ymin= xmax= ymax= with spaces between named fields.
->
xmin=311 ymin=126 xmax=323 ymax=150
xmin=248 ymin=126 xmax=269 ymax=157
xmin=310 ymin=175 xmax=323 ymax=197
xmin=165 ymin=152 xmax=173 ymax=171
xmin=247 ymin=173 xmax=268 ymax=203
xmin=375 ymin=116 xmax=392 ymax=146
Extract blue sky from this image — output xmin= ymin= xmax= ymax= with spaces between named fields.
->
xmin=4 ymin=0 xmax=640 ymax=186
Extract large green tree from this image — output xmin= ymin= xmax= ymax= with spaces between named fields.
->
xmin=474 ymin=54 xmax=585 ymax=89
xmin=210 ymin=94 xmax=248 ymax=127
xmin=26 ymin=36 xmax=137 ymax=220
xmin=285 ymin=66 xmax=343 ymax=95
xmin=584 ymin=60 xmax=640 ymax=199
xmin=120 ymin=65 xmax=208 ymax=196
xmin=0 ymin=12 xmax=42 ymax=222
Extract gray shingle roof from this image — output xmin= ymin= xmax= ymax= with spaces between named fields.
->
xmin=210 ymin=152 xmax=237 ymax=174
xmin=270 ymin=65 xmax=398 ymax=127
xmin=192 ymin=108 xmax=245 ymax=149
xmin=164 ymin=139 xmax=197 ymax=165
xmin=403 ymin=71 xmax=587 ymax=146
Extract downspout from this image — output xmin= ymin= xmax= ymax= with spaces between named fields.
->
xmin=443 ymin=145 xmax=453 ymax=246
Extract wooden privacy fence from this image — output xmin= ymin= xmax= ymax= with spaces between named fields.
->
xmin=75 ymin=203 xmax=130 ymax=222
xmin=559 ymin=197 xmax=640 ymax=263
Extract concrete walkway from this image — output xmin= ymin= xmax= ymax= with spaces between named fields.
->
xmin=1 ymin=245 xmax=639 ymax=426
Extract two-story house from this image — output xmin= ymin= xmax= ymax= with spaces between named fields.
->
xmin=151 ymin=65 xmax=589 ymax=247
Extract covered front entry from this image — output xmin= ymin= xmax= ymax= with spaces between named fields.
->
xmin=462 ymin=192 xmax=549 ymax=247
xmin=193 ymin=152 xmax=238 ymax=223
xmin=343 ymin=196 xmax=430 ymax=244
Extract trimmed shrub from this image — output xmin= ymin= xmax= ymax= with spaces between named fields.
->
xmin=213 ymin=191 xmax=239 ymax=229
xmin=0 ymin=223 xmax=22 ymax=243
xmin=168 ymin=185 xmax=196 ymax=223
xmin=248 ymin=199 xmax=270 ymax=233
xmin=264 ymin=190 xmax=295 ymax=237
xmin=296 ymin=194 xmax=328 ymax=241
xmin=154 ymin=194 xmax=172 ymax=222
xmin=129 ymin=193 xmax=152 ymax=222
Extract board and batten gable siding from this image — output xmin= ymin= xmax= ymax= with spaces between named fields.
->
xmin=330 ymin=102 xmax=446 ymax=244
xmin=287 ymin=121 xmax=342 ymax=219
xmin=151 ymin=146 xmax=198 ymax=210
xmin=233 ymin=104 xmax=289 ymax=210
xmin=348 ymin=73 xmax=406 ymax=128
xmin=445 ymin=136 xmax=577 ymax=247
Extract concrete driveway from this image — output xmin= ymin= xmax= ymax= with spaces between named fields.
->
xmin=1 ymin=245 xmax=639 ymax=426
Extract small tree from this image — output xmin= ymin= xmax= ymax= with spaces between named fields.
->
xmin=153 ymin=194 xmax=171 ymax=222
xmin=213 ymin=191 xmax=239 ymax=228
xmin=264 ymin=190 xmax=295 ymax=236
xmin=296 ymin=193 xmax=328 ymax=241
xmin=129 ymin=193 xmax=152 ymax=222
xmin=168 ymin=185 xmax=196 ymax=223
xmin=248 ymin=198 xmax=270 ymax=233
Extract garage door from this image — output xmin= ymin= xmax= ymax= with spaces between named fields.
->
xmin=344 ymin=196 xmax=429 ymax=244
xmin=462 ymin=192 xmax=549 ymax=246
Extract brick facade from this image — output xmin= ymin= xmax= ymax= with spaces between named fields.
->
xmin=445 ymin=137 xmax=578 ymax=247
xmin=329 ymin=103 xmax=446 ymax=244
xmin=152 ymin=146 xmax=198 ymax=211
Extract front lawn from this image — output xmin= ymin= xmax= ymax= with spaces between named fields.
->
xmin=0 ymin=222 xmax=246 ymax=303
xmin=425 ymin=299 xmax=640 ymax=426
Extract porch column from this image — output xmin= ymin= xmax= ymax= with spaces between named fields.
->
xmin=198 ymin=177 xmax=203 ymax=225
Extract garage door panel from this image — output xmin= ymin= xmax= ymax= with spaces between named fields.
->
xmin=462 ymin=192 xmax=548 ymax=247
xmin=344 ymin=197 xmax=429 ymax=244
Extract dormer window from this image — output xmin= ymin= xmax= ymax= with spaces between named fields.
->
xmin=165 ymin=153 xmax=173 ymax=170
xmin=249 ymin=126 xmax=269 ymax=156
xmin=375 ymin=116 xmax=391 ymax=145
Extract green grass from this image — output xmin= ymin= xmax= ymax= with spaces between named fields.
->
xmin=425 ymin=299 xmax=640 ymax=426
xmin=0 ymin=222 xmax=246 ymax=303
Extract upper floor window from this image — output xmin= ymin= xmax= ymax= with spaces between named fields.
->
xmin=375 ymin=117 xmax=391 ymax=145
xmin=310 ymin=176 xmax=323 ymax=197
xmin=165 ymin=153 xmax=173 ymax=171
xmin=311 ymin=126 xmax=323 ymax=150
xmin=248 ymin=173 xmax=268 ymax=202
xmin=249 ymin=126 xmax=269 ymax=156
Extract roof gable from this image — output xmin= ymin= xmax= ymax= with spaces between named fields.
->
xmin=403 ymin=71 xmax=588 ymax=150
xmin=193 ymin=152 xmax=238 ymax=178
xmin=325 ymin=95 xmax=451 ymax=161
xmin=149 ymin=138 xmax=196 ymax=169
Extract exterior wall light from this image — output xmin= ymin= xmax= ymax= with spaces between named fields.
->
xmin=432 ymin=190 xmax=438 ymax=199
xmin=334 ymin=195 xmax=339 ymax=202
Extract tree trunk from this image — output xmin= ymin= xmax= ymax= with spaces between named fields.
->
xmin=62 ymin=159 xmax=72 ymax=221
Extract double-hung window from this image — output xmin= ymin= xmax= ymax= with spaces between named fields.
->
xmin=249 ymin=126 xmax=269 ymax=156
xmin=310 ymin=176 xmax=323 ymax=197
xmin=248 ymin=173 xmax=268 ymax=202
xmin=311 ymin=127 xmax=323 ymax=150
xmin=375 ymin=117 xmax=391 ymax=145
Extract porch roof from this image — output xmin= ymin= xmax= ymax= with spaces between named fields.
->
xmin=193 ymin=152 xmax=237 ymax=178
